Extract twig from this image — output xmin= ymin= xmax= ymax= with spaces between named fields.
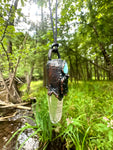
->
xmin=0 ymin=99 xmax=30 ymax=106
xmin=0 ymin=100 xmax=31 ymax=110
xmin=0 ymin=71 xmax=15 ymax=102
xmin=0 ymin=105 xmax=31 ymax=110
xmin=0 ymin=111 xmax=18 ymax=121
xmin=0 ymin=71 xmax=10 ymax=95
xmin=9 ymin=57 xmax=21 ymax=89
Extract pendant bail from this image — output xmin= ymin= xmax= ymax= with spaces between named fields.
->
xmin=48 ymin=43 xmax=60 ymax=60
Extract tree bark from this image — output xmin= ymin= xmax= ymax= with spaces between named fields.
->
xmin=69 ymin=56 xmax=74 ymax=82
xmin=86 ymin=61 xmax=92 ymax=80
xmin=26 ymin=65 xmax=34 ymax=93
xmin=43 ymin=56 xmax=47 ymax=87
xmin=93 ymin=25 xmax=113 ymax=79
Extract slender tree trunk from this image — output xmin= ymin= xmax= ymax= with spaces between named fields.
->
xmin=43 ymin=56 xmax=47 ymax=87
xmin=6 ymin=0 xmax=19 ymax=102
xmin=86 ymin=61 xmax=91 ymax=80
xmin=89 ymin=61 xmax=92 ymax=80
xmin=94 ymin=60 xmax=97 ymax=80
xmin=75 ymin=54 xmax=79 ymax=81
xmin=69 ymin=56 xmax=74 ymax=82
xmin=93 ymin=25 xmax=113 ymax=79
xmin=96 ymin=57 xmax=100 ymax=80
xmin=26 ymin=65 xmax=34 ymax=93
xmin=103 ymin=61 xmax=106 ymax=80
xmin=7 ymin=41 xmax=13 ymax=73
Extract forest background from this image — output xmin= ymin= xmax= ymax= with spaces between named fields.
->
xmin=0 ymin=0 xmax=113 ymax=149
xmin=0 ymin=0 xmax=113 ymax=102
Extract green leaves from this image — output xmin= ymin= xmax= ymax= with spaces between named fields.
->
xmin=20 ymin=0 xmax=26 ymax=7
xmin=63 ymin=81 xmax=113 ymax=149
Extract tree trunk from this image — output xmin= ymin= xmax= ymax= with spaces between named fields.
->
xmin=96 ymin=57 xmax=100 ymax=80
xmin=69 ymin=56 xmax=74 ymax=82
xmin=6 ymin=0 xmax=20 ymax=103
xmin=0 ymin=0 xmax=28 ymax=103
xmin=86 ymin=61 xmax=92 ymax=80
xmin=75 ymin=54 xmax=79 ymax=80
xmin=26 ymin=65 xmax=34 ymax=93
xmin=7 ymin=41 xmax=13 ymax=73
xmin=93 ymin=25 xmax=113 ymax=79
xmin=89 ymin=61 xmax=92 ymax=80
xmin=43 ymin=56 xmax=47 ymax=87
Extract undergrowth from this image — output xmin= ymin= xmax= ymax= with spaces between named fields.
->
xmin=6 ymin=80 xmax=113 ymax=150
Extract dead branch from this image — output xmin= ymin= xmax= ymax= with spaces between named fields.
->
xmin=9 ymin=57 xmax=21 ymax=89
xmin=0 ymin=111 xmax=18 ymax=121
xmin=0 ymin=71 xmax=10 ymax=96
xmin=0 ymin=105 xmax=31 ymax=110
xmin=81 ymin=56 xmax=109 ymax=72
xmin=0 ymin=90 xmax=6 ymax=95
xmin=9 ymin=33 xmax=28 ymax=90
xmin=12 ymin=85 xmax=21 ymax=102
xmin=0 ymin=100 xmax=31 ymax=110
xmin=0 ymin=71 xmax=16 ymax=102
xmin=88 ymin=59 xmax=109 ymax=72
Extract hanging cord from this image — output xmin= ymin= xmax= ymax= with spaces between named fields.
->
xmin=48 ymin=0 xmax=60 ymax=59
xmin=55 ymin=0 xmax=58 ymax=44
xmin=48 ymin=0 xmax=58 ymax=44
xmin=48 ymin=0 xmax=55 ymax=43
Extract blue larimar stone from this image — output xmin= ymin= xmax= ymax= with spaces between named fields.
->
xmin=63 ymin=62 xmax=68 ymax=74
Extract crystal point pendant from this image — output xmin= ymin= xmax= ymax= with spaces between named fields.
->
xmin=48 ymin=94 xmax=63 ymax=124
xmin=46 ymin=45 xmax=69 ymax=123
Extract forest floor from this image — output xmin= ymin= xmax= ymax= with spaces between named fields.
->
xmin=0 ymin=106 xmax=39 ymax=150
xmin=0 ymin=80 xmax=113 ymax=150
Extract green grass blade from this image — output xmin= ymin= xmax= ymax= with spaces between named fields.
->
xmin=18 ymin=129 xmax=40 ymax=150
xmin=81 ymin=126 xmax=90 ymax=150
xmin=5 ymin=126 xmax=29 ymax=147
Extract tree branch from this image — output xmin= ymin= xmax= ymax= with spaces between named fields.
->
xmin=0 ymin=3 xmax=13 ymax=42
xmin=0 ymin=41 xmax=9 ymax=62
xmin=0 ymin=71 xmax=10 ymax=96
xmin=9 ymin=33 xmax=28 ymax=89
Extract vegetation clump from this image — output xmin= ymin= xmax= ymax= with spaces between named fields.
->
xmin=1 ymin=0 xmax=113 ymax=149
xmin=11 ymin=80 xmax=113 ymax=150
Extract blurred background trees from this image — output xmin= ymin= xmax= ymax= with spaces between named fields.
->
xmin=0 ymin=0 xmax=113 ymax=102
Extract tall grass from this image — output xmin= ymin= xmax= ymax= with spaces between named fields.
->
xmin=6 ymin=80 xmax=113 ymax=149
xmin=32 ymin=88 xmax=53 ymax=144
xmin=61 ymin=81 xmax=113 ymax=149
xmin=32 ymin=80 xmax=113 ymax=149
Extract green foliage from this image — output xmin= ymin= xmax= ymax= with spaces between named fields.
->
xmin=1 ymin=0 xmax=113 ymax=148
xmin=58 ymin=0 xmax=113 ymax=80
xmin=16 ymin=81 xmax=113 ymax=149
xmin=6 ymin=80 xmax=113 ymax=149
xmin=60 ymin=81 xmax=113 ymax=149
xmin=5 ymin=85 xmax=53 ymax=149
xmin=5 ymin=119 xmax=39 ymax=150
xmin=1 ymin=0 xmax=113 ymax=81
xmin=32 ymin=89 xmax=53 ymax=143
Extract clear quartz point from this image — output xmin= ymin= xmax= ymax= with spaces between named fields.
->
xmin=48 ymin=94 xmax=63 ymax=124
